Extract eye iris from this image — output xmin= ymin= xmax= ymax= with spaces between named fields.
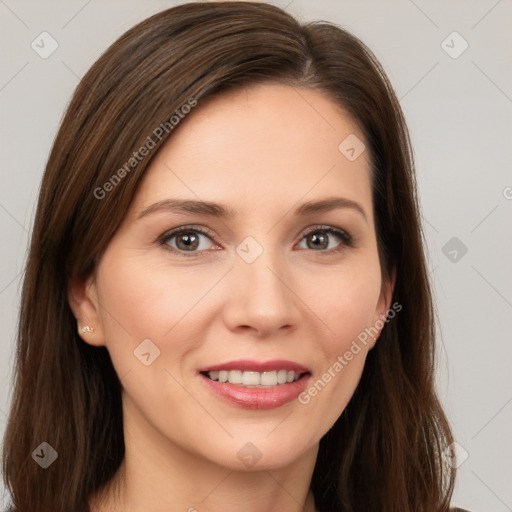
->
xmin=308 ymin=232 xmax=328 ymax=250
xmin=176 ymin=232 xmax=199 ymax=251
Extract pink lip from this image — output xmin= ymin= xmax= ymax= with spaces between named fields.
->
xmin=197 ymin=359 xmax=311 ymax=373
xmin=199 ymin=373 xmax=311 ymax=410
xmin=198 ymin=359 xmax=312 ymax=410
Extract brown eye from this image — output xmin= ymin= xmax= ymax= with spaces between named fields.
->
xmin=175 ymin=232 xmax=200 ymax=251
xmin=160 ymin=226 xmax=218 ymax=256
xmin=306 ymin=232 xmax=329 ymax=250
xmin=298 ymin=226 xmax=354 ymax=253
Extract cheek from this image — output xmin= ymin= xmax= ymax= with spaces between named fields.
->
xmin=95 ymin=252 xmax=210 ymax=345
xmin=298 ymin=348 xmax=367 ymax=438
xmin=93 ymin=253 xmax=208 ymax=423
xmin=294 ymin=257 xmax=381 ymax=423
xmin=307 ymin=254 xmax=382 ymax=350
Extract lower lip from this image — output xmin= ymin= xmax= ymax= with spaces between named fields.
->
xmin=199 ymin=373 xmax=311 ymax=410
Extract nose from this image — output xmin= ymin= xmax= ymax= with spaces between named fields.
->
xmin=222 ymin=243 xmax=302 ymax=338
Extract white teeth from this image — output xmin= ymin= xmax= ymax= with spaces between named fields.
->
xmin=205 ymin=369 xmax=303 ymax=387
xmin=228 ymin=370 xmax=243 ymax=384
xmin=260 ymin=371 xmax=277 ymax=386
xmin=242 ymin=371 xmax=260 ymax=386
xmin=277 ymin=369 xmax=287 ymax=384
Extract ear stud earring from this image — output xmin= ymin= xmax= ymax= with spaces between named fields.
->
xmin=78 ymin=325 xmax=94 ymax=335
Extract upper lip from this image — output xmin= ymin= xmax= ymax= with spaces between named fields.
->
xmin=198 ymin=359 xmax=311 ymax=374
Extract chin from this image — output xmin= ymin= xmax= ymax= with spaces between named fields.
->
xmin=204 ymin=435 xmax=315 ymax=473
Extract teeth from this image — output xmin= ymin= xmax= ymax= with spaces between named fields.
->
xmin=260 ymin=371 xmax=277 ymax=386
xmin=243 ymin=371 xmax=260 ymax=386
xmin=228 ymin=370 xmax=243 ymax=384
xmin=205 ymin=369 xmax=302 ymax=387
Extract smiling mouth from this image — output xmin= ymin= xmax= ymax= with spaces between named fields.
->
xmin=200 ymin=369 xmax=309 ymax=387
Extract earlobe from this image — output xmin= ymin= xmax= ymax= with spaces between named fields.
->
xmin=68 ymin=273 xmax=105 ymax=347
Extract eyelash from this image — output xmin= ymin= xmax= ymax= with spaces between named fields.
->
xmin=158 ymin=224 xmax=354 ymax=258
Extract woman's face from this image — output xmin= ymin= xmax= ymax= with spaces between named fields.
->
xmin=77 ymin=83 xmax=393 ymax=472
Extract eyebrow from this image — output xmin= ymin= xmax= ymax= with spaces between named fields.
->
xmin=137 ymin=196 xmax=368 ymax=223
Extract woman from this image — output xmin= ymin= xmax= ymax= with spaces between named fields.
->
xmin=1 ymin=2 xmax=471 ymax=511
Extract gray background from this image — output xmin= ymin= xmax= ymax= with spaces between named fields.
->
xmin=1 ymin=1 xmax=511 ymax=510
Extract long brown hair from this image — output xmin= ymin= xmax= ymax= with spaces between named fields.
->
xmin=2 ymin=2 xmax=456 ymax=511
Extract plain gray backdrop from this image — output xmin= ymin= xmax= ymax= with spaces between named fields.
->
xmin=1 ymin=1 xmax=511 ymax=510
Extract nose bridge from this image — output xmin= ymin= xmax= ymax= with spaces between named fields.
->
xmin=237 ymin=235 xmax=287 ymax=303
xmin=226 ymin=234 xmax=299 ymax=333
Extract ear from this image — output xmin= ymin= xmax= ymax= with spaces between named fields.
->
xmin=68 ymin=273 xmax=106 ymax=347
xmin=370 ymin=265 xmax=397 ymax=348
xmin=378 ymin=265 xmax=396 ymax=314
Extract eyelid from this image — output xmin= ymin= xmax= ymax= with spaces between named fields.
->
xmin=298 ymin=224 xmax=352 ymax=243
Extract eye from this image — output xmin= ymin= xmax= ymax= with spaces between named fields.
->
xmin=158 ymin=224 xmax=354 ymax=258
xmin=159 ymin=226 xmax=219 ymax=257
xmin=296 ymin=225 xmax=354 ymax=253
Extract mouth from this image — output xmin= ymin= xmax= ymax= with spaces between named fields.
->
xmin=200 ymin=369 xmax=307 ymax=387
xmin=197 ymin=359 xmax=312 ymax=409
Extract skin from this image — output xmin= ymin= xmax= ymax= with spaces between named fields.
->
xmin=69 ymin=83 xmax=394 ymax=512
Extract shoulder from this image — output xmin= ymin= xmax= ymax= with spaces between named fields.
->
xmin=450 ymin=507 xmax=473 ymax=512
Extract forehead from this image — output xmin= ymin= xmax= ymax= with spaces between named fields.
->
xmin=133 ymin=83 xmax=372 ymax=218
